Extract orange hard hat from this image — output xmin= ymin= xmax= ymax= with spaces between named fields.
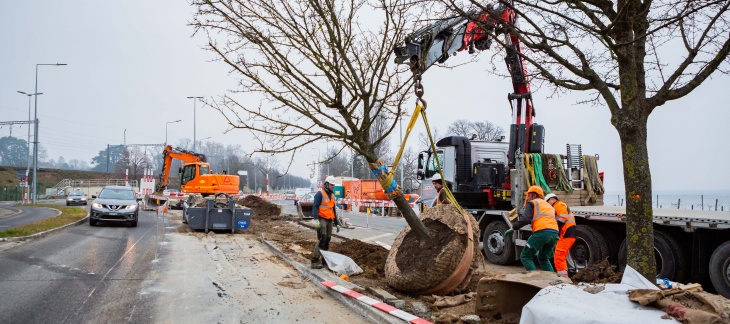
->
xmin=525 ymin=185 xmax=544 ymax=197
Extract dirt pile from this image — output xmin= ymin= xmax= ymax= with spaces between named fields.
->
xmin=572 ymin=258 xmax=623 ymax=284
xmin=385 ymin=204 xmax=483 ymax=295
xmin=330 ymin=239 xmax=389 ymax=279
xmin=237 ymin=195 xmax=282 ymax=219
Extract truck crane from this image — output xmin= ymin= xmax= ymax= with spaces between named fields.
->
xmin=394 ymin=2 xmax=730 ymax=298
xmin=146 ymin=145 xmax=240 ymax=209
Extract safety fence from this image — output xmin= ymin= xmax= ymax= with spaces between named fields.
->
xmin=606 ymin=194 xmax=730 ymax=211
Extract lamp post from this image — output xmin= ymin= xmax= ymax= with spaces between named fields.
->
xmin=165 ymin=119 xmax=182 ymax=146
xmin=18 ymin=91 xmax=42 ymax=204
xmin=32 ymin=63 xmax=67 ymax=203
xmin=186 ymin=96 xmax=204 ymax=151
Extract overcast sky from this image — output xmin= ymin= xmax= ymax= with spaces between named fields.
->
xmin=2 ymin=1 xmax=729 ymax=194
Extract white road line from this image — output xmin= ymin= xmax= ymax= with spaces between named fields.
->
xmin=361 ymin=233 xmax=392 ymax=242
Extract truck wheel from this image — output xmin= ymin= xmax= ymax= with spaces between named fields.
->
xmin=597 ymin=227 xmax=622 ymax=265
xmin=618 ymin=230 xmax=688 ymax=283
xmin=709 ymin=241 xmax=730 ymax=298
xmin=569 ymin=225 xmax=609 ymax=272
xmin=483 ymin=221 xmax=516 ymax=265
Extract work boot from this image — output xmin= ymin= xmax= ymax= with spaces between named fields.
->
xmin=310 ymin=258 xmax=323 ymax=269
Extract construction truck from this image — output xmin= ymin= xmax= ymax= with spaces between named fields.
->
xmin=146 ymin=145 xmax=240 ymax=209
xmin=395 ymin=2 xmax=730 ymax=298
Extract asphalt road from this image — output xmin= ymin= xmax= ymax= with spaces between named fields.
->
xmin=0 ymin=207 xmax=164 ymax=323
xmin=0 ymin=205 xmax=61 ymax=231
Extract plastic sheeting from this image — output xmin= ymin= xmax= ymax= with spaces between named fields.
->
xmin=521 ymin=266 xmax=670 ymax=324
xmin=320 ymin=250 xmax=363 ymax=276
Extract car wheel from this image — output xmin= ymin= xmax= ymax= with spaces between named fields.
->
xmin=89 ymin=218 xmax=97 ymax=226
xmin=130 ymin=218 xmax=138 ymax=227
xmin=483 ymin=220 xmax=516 ymax=265
xmin=84 ymin=202 xmax=87 ymax=205
xmin=710 ymin=241 xmax=730 ymax=298
xmin=66 ymin=203 xmax=70 ymax=206
xmin=618 ymin=230 xmax=688 ymax=283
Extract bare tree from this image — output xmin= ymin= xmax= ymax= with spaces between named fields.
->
xmin=472 ymin=121 xmax=504 ymax=141
xmin=437 ymin=0 xmax=730 ymax=279
xmin=446 ymin=119 xmax=473 ymax=137
xmin=192 ymin=0 xmax=431 ymax=239
xmin=127 ymin=147 xmax=152 ymax=181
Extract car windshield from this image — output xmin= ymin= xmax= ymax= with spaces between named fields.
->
xmin=70 ymin=191 xmax=85 ymax=196
xmin=98 ymin=188 xmax=135 ymax=200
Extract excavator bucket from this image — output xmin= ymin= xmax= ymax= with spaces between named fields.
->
xmin=476 ymin=271 xmax=571 ymax=319
xmin=145 ymin=194 xmax=169 ymax=209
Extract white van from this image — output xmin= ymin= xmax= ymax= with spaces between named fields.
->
xmin=294 ymin=188 xmax=312 ymax=200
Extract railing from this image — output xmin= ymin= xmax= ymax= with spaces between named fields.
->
xmin=607 ymin=194 xmax=730 ymax=211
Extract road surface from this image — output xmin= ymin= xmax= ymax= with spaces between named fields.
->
xmin=0 ymin=206 xmax=368 ymax=323
xmin=0 ymin=205 xmax=62 ymax=232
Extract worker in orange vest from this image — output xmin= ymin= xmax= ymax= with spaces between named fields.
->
xmin=431 ymin=174 xmax=451 ymax=206
xmin=544 ymin=193 xmax=577 ymax=277
xmin=505 ymin=186 xmax=559 ymax=271
xmin=311 ymin=176 xmax=341 ymax=269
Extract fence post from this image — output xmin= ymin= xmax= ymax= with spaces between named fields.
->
xmin=701 ymin=195 xmax=704 ymax=210
xmin=677 ymin=199 xmax=681 ymax=209
xmin=716 ymin=199 xmax=719 ymax=211
xmin=656 ymin=195 xmax=659 ymax=208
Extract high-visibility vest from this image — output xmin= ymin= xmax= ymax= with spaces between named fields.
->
xmin=530 ymin=199 xmax=559 ymax=232
xmin=318 ymin=189 xmax=336 ymax=220
xmin=553 ymin=200 xmax=576 ymax=238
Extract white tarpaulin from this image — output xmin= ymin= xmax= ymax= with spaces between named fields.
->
xmin=520 ymin=266 xmax=672 ymax=324
xmin=319 ymin=250 xmax=363 ymax=276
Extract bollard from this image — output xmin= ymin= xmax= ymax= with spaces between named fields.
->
xmin=366 ymin=207 xmax=370 ymax=228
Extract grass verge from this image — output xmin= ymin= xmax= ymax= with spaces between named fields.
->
xmin=0 ymin=205 xmax=87 ymax=238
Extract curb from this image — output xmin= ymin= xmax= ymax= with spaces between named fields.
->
xmin=259 ymin=234 xmax=402 ymax=324
xmin=0 ymin=211 xmax=90 ymax=242
xmin=0 ymin=207 xmax=23 ymax=220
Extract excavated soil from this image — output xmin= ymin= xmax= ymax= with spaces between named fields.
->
xmin=572 ymin=258 xmax=623 ymax=284
xmin=330 ymin=239 xmax=389 ymax=280
xmin=237 ymin=195 xmax=282 ymax=219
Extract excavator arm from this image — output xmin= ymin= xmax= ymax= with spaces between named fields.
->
xmin=393 ymin=1 xmax=538 ymax=165
xmin=155 ymin=145 xmax=208 ymax=193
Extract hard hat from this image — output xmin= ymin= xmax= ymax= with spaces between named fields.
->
xmin=525 ymin=185 xmax=545 ymax=197
xmin=324 ymin=176 xmax=339 ymax=186
xmin=431 ymin=174 xmax=442 ymax=181
xmin=544 ymin=193 xmax=558 ymax=201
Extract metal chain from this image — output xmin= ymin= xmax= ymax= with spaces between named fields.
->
xmin=414 ymin=73 xmax=424 ymax=98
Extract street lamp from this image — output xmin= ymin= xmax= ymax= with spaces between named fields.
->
xmin=18 ymin=91 xmax=42 ymax=204
xmin=187 ymin=96 xmax=204 ymax=152
xmin=165 ymin=119 xmax=182 ymax=146
xmin=32 ymin=63 xmax=67 ymax=203
xmin=311 ymin=147 xmax=321 ymax=180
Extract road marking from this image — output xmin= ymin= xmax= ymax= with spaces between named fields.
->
xmin=361 ymin=233 xmax=392 ymax=242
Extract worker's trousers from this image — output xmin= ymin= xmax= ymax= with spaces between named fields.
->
xmin=520 ymin=230 xmax=559 ymax=272
xmin=312 ymin=218 xmax=333 ymax=262
xmin=554 ymin=237 xmax=576 ymax=276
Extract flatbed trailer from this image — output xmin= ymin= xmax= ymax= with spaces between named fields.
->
xmin=473 ymin=205 xmax=730 ymax=298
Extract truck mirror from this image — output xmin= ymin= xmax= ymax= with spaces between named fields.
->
xmin=418 ymin=155 xmax=424 ymax=169
xmin=416 ymin=170 xmax=424 ymax=180
xmin=178 ymin=167 xmax=182 ymax=173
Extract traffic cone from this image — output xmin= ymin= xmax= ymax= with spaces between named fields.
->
xmin=164 ymin=204 xmax=168 ymax=214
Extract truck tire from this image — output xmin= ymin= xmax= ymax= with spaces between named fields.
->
xmin=597 ymin=227 xmax=622 ymax=265
xmin=618 ymin=230 xmax=688 ymax=283
xmin=569 ymin=225 xmax=609 ymax=272
xmin=709 ymin=241 xmax=730 ymax=298
xmin=483 ymin=221 xmax=515 ymax=265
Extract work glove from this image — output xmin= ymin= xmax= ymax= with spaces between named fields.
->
xmin=504 ymin=228 xmax=514 ymax=237
xmin=336 ymin=225 xmax=340 ymax=233
xmin=313 ymin=219 xmax=321 ymax=230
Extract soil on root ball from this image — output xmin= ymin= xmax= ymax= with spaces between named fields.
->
xmin=572 ymin=258 xmax=623 ymax=284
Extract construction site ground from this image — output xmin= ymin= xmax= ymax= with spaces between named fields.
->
xmin=168 ymin=200 xmax=730 ymax=323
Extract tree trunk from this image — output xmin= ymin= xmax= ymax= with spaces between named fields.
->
xmin=363 ymin=154 xmax=432 ymax=242
xmin=617 ymin=116 xmax=656 ymax=281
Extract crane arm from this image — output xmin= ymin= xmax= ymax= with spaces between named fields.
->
xmin=393 ymin=1 xmax=536 ymax=164
xmin=155 ymin=145 xmax=208 ymax=192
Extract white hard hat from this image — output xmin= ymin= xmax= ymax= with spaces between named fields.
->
xmin=544 ymin=193 xmax=558 ymax=201
xmin=431 ymin=173 xmax=442 ymax=181
xmin=324 ymin=176 xmax=339 ymax=186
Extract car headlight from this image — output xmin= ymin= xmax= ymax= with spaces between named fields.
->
xmin=81 ymin=197 xmax=87 ymax=201
xmin=92 ymin=202 xmax=103 ymax=209
xmin=67 ymin=198 xmax=72 ymax=201
xmin=125 ymin=204 xmax=138 ymax=210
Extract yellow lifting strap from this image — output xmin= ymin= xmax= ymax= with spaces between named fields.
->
xmin=387 ymin=101 xmax=467 ymax=216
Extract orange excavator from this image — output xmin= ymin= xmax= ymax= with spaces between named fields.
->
xmin=146 ymin=145 xmax=240 ymax=208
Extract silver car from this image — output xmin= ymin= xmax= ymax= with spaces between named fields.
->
xmin=90 ymin=186 xmax=140 ymax=227
xmin=66 ymin=190 xmax=88 ymax=206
